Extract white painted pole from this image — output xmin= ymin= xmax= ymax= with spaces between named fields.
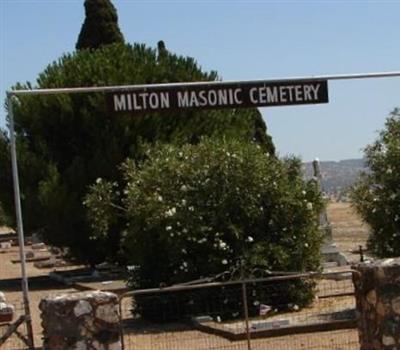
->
xmin=7 ymin=95 xmax=35 ymax=350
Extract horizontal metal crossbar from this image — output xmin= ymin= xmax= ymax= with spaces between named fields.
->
xmin=6 ymin=71 xmax=400 ymax=97
xmin=119 ymin=269 xmax=356 ymax=299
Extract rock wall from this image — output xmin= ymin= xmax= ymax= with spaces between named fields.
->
xmin=39 ymin=291 xmax=121 ymax=350
xmin=353 ymin=257 xmax=400 ymax=350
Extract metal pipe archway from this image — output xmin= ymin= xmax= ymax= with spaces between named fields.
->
xmin=5 ymin=70 xmax=400 ymax=349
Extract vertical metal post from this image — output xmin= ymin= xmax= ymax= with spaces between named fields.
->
xmin=240 ymin=259 xmax=251 ymax=350
xmin=118 ymin=296 xmax=125 ymax=350
xmin=241 ymin=282 xmax=252 ymax=350
xmin=7 ymin=95 xmax=35 ymax=350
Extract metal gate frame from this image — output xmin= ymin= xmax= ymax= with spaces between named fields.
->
xmin=5 ymin=70 xmax=400 ymax=349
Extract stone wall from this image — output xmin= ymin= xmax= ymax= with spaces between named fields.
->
xmin=353 ymin=257 xmax=400 ymax=350
xmin=39 ymin=291 xmax=121 ymax=350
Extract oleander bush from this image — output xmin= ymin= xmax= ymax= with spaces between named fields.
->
xmin=85 ymin=137 xmax=323 ymax=321
xmin=351 ymin=108 xmax=400 ymax=257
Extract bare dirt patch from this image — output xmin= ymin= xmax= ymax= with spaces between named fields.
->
xmin=327 ymin=202 xmax=370 ymax=262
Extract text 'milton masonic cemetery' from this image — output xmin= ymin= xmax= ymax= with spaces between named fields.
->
xmin=107 ymin=80 xmax=328 ymax=114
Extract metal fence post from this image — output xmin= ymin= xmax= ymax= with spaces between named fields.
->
xmin=241 ymin=281 xmax=252 ymax=350
xmin=7 ymin=94 xmax=35 ymax=350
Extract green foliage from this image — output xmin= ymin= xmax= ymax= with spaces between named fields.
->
xmin=351 ymin=108 xmax=400 ymax=257
xmin=0 ymin=132 xmax=12 ymax=227
xmin=1 ymin=43 xmax=274 ymax=264
xmin=85 ymin=138 xmax=322 ymax=321
xmin=76 ymin=0 xmax=124 ymax=50
xmin=131 ymin=278 xmax=316 ymax=322
xmin=85 ymin=138 xmax=323 ymax=288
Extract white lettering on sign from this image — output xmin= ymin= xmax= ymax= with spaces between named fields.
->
xmin=246 ymin=84 xmax=322 ymax=105
xmin=177 ymin=88 xmax=243 ymax=108
xmin=109 ymin=80 xmax=327 ymax=113
xmin=310 ymin=84 xmax=321 ymax=100
xmin=114 ymin=92 xmax=170 ymax=111
xmin=114 ymin=95 xmax=126 ymax=111
xmin=266 ymin=87 xmax=278 ymax=103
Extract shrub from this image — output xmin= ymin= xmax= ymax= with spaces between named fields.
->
xmin=351 ymin=108 xmax=400 ymax=257
xmin=85 ymin=138 xmax=323 ymax=320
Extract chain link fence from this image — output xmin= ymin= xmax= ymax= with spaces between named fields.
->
xmin=119 ymin=271 xmax=359 ymax=350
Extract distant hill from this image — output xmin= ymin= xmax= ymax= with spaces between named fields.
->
xmin=302 ymin=158 xmax=368 ymax=196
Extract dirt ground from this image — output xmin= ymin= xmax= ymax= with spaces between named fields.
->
xmin=0 ymin=243 xmax=79 ymax=348
xmin=122 ymin=328 xmax=359 ymax=350
xmin=0 ymin=202 xmax=367 ymax=349
xmin=327 ymin=202 xmax=369 ymax=263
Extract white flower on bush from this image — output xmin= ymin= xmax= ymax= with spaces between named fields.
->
xmin=222 ymin=259 xmax=228 ymax=265
xmin=181 ymin=199 xmax=187 ymax=206
xmin=157 ymin=195 xmax=163 ymax=202
xmin=306 ymin=202 xmax=313 ymax=210
xmin=179 ymin=261 xmax=188 ymax=271
xmin=180 ymin=185 xmax=188 ymax=192
xmin=198 ymin=238 xmax=207 ymax=244
xmin=218 ymin=240 xmax=228 ymax=250
xmin=246 ymin=236 xmax=254 ymax=243
xmin=304 ymin=243 xmax=309 ymax=248
xmin=96 ymin=178 xmax=102 ymax=184
xmin=166 ymin=226 xmax=172 ymax=231
xmin=165 ymin=207 xmax=176 ymax=217
xmin=188 ymin=206 xmax=195 ymax=212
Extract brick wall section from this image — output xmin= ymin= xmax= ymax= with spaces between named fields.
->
xmin=39 ymin=291 xmax=121 ymax=350
xmin=353 ymin=257 xmax=400 ymax=350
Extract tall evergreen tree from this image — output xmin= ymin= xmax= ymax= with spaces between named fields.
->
xmin=76 ymin=0 xmax=124 ymax=50
xmin=2 ymin=44 xmax=275 ymax=264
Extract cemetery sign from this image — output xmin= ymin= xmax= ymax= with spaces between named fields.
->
xmin=107 ymin=79 xmax=328 ymax=114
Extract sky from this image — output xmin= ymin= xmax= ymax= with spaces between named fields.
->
xmin=1 ymin=0 xmax=399 ymax=162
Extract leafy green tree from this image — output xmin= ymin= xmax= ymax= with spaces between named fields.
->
xmin=351 ymin=108 xmax=400 ymax=257
xmin=85 ymin=138 xmax=323 ymax=320
xmin=76 ymin=0 xmax=124 ymax=50
xmin=85 ymin=138 xmax=323 ymax=285
xmin=0 ymin=124 xmax=62 ymax=237
xmin=1 ymin=43 xmax=274 ymax=264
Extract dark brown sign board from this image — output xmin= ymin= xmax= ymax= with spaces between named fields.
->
xmin=106 ymin=79 xmax=328 ymax=114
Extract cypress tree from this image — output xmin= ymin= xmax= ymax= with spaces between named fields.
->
xmin=76 ymin=0 xmax=124 ymax=50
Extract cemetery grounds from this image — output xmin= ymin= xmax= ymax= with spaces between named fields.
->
xmin=0 ymin=201 xmax=369 ymax=349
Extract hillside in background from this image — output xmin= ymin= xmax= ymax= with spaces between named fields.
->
xmin=303 ymin=158 xmax=367 ymax=198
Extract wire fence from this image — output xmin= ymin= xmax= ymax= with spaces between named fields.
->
xmin=119 ymin=271 xmax=359 ymax=350
xmin=0 ymin=300 xmax=30 ymax=350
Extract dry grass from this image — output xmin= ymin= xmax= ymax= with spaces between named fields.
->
xmin=327 ymin=202 xmax=370 ymax=263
